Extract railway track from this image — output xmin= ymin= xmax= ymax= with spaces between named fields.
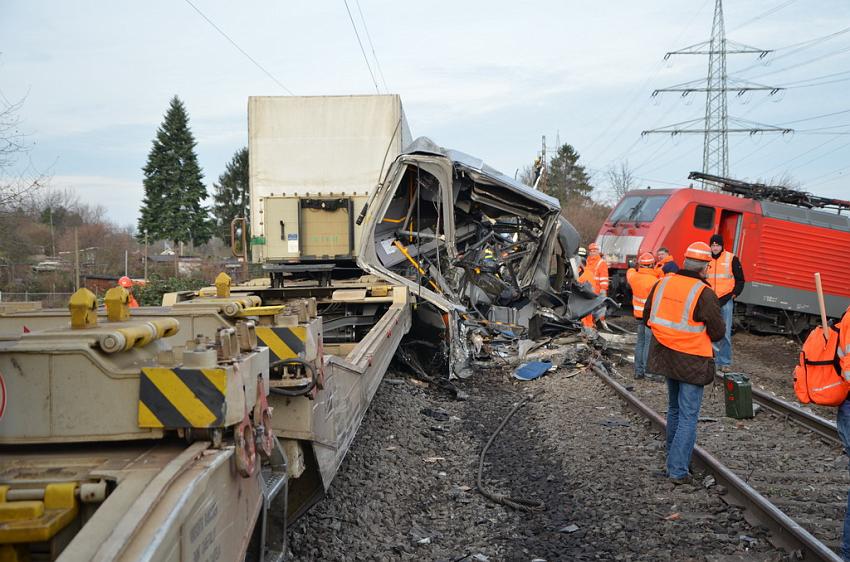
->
xmin=594 ymin=361 xmax=847 ymax=561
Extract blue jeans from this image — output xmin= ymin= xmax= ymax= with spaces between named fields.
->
xmin=635 ymin=322 xmax=653 ymax=377
xmin=666 ymin=378 xmax=705 ymax=478
xmin=713 ymin=299 xmax=734 ymax=367
xmin=837 ymin=400 xmax=850 ymax=560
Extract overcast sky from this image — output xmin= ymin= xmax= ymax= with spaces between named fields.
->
xmin=2 ymin=1 xmax=849 ymax=228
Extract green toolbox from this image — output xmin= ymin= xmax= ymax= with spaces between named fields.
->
xmin=724 ymin=373 xmax=754 ymax=419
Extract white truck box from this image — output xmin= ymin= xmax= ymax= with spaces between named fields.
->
xmin=248 ymin=95 xmax=411 ymax=263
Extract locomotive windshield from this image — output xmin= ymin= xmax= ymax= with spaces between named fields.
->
xmin=608 ymin=194 xmax=669 ymax=224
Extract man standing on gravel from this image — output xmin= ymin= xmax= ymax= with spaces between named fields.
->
xmin=643 ymin=241 xmax=725 ymax=484
xmin=627 ymin=252 xmax=659 ymax=379
xmin=706 ymin=234 xmax=745 ymax=372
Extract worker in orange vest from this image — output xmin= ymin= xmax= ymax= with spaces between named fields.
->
xmin=706 ymin=234 xmax=744 ymax=372
xmin=835 ymin=305 xmax=850 ymax=560
xmin=576 ymin=247 xmax=596 ymax=328
xmin=654 ymin=246 xmax=679 ymax=278
xmin=643 ymin=241 xmax=725 ymax=484
xmin=586 ymin=242 xmax=609 ymax=324
xmin=627 ymin=252 xmax=659 ymax=379
xmin=118 ymin=276 xmax=140 ymax=308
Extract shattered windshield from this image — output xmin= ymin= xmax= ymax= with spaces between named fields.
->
xmin=608 ymin=194 xmax=669 ymax=224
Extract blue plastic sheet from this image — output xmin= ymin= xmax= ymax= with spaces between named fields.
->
xmin=513 ymin=361 xmax=552 ymax=381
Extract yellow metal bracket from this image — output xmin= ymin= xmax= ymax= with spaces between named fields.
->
xmin=238 ymin=305 xmax=286 ymax=317
xmin=104 ymin=286 xmax=131 ymax=322
xmin=68 ymin=289 xmax=98 ymax=329
xmin=0 ymin=483 xmax=79 ymax=544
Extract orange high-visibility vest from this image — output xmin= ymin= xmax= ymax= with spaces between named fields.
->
xmin=577 ymin=265 xmax=597 ymax=327
xmin=707 ymin=250 xmax=735 ymax=298
xmin=627 ymin=267 xmax=658 ymax=319
xmin=128 ymin=293 xmax=140 ymax=308
xmin=838 ymin=305 xmax=850 ymax=383
xmin=647 ymin=275 xmax=712 ymax=357
xmin=586 ymin=255 xmax=609 ymax=293
xmin=654 ymin=255 xmax=674 ymax=278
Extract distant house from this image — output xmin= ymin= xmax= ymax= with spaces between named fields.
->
xmin=146 ymin=254 xmax=203 ymax=276
xmin=32 ymin=260 xmax=69 ymax=272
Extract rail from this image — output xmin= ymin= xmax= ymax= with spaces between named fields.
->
xmin=593 ymin=362 xmax=843 ymax=561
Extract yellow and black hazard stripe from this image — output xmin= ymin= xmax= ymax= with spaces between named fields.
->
xmin=255 ymin=326 xmax=307 ymax=362
xmin=138 ymin=367 xmax=227 ymax=429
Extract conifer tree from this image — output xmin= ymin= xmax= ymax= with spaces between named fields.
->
xmin=547 ymin=143 xmax=594 ymax=205
xmin=212 ymin=147 xmax=249 ymax=244
xmin=138 ymin=96 xmax=212 ymax=248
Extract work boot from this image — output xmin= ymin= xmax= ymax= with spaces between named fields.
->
xmin=719 ymin=365 xmax=731 ymax=374
xmin=670 ymin=474 xmax=693 ymax=485
xmin=635 ymin=373 xmax=645 ymax=380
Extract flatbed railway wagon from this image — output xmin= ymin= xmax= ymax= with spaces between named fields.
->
xmin=595 ymin=173 xmax=850 ymax=334
xmin=0 ymin=289 xmax=289 ymax=561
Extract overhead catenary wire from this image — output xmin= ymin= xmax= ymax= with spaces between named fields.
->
xmin=343 ymin=0 xmax=380 ymax=93
xmin=354 ymin=0 xmax=389 ymax=92
xmin=182 ymin=0 xmax=294 ymax=95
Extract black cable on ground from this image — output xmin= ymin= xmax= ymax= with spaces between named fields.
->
xmin=476 ymin=391 xmax=546 ymax=512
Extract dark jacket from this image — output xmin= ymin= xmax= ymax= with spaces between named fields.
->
xmin=715 ymin=253 xmax=745 ymax=307
xmin=661 ymin=261 xmax=679 ymax=275
xmin=642 ymin=269 xmax=726 ymax=385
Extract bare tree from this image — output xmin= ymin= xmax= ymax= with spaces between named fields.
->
xmin=0 ymin=96 xmax=47 ymax=210
xmin=606 ymin=160 xmax=637 ymax=201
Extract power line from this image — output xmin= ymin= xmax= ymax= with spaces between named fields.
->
xmin=758 ymin=134 xmax=849 ymax=175
xmin=583 ymin=0 xmax=713 ymax=159
xmin=779 ymin=108 xmax=850 ymax=125
xmin=780 ymin=75 xmax=850 ymax=89
xmin=744 ymin=44 xmax=850 ymax=81
xmin=773 ymin=26 xmax=850 ymax=53
xmin=731 ymin=134 xmax=784 ymax=166
xmin=343 ymin=0 xmax=380 ymax=93
xmin=731 ymin=26 xmax=850 ymax=77
xmin=182 ymin=0 xmax=294 ymax=95
xmin=354 ymin=0 xmax=389 ymax=92
xmin=727 ymin=0 xmax=797 ymax=33
xmin=779 ymin=138 xmax=850 ymax=175
xmin=779 ymin=69 xmax=850 ymax=88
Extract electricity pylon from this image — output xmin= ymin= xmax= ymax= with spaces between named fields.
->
xmin=642 ymin=0 xmax=791 ymax=182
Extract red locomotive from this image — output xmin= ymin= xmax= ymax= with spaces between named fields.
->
xmin=596 ymin=172 xmax=850 ymax=334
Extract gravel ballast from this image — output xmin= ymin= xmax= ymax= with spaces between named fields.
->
xmin=286 ymin=349 xmax=796 ymax=561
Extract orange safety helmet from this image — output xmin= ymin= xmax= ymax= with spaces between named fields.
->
xmin=638 ymin=252 xmax=656 ymax=267
xmin=588 ymin=242 xmax=600 ymax=253
xmin=118 ymin=276 xmax=134 ymax=288
xmin=684 ymin=241 xmax=712 ymax=262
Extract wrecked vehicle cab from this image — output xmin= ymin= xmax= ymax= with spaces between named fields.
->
xmin=358 ymin=137 xmax=606 ymax=377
